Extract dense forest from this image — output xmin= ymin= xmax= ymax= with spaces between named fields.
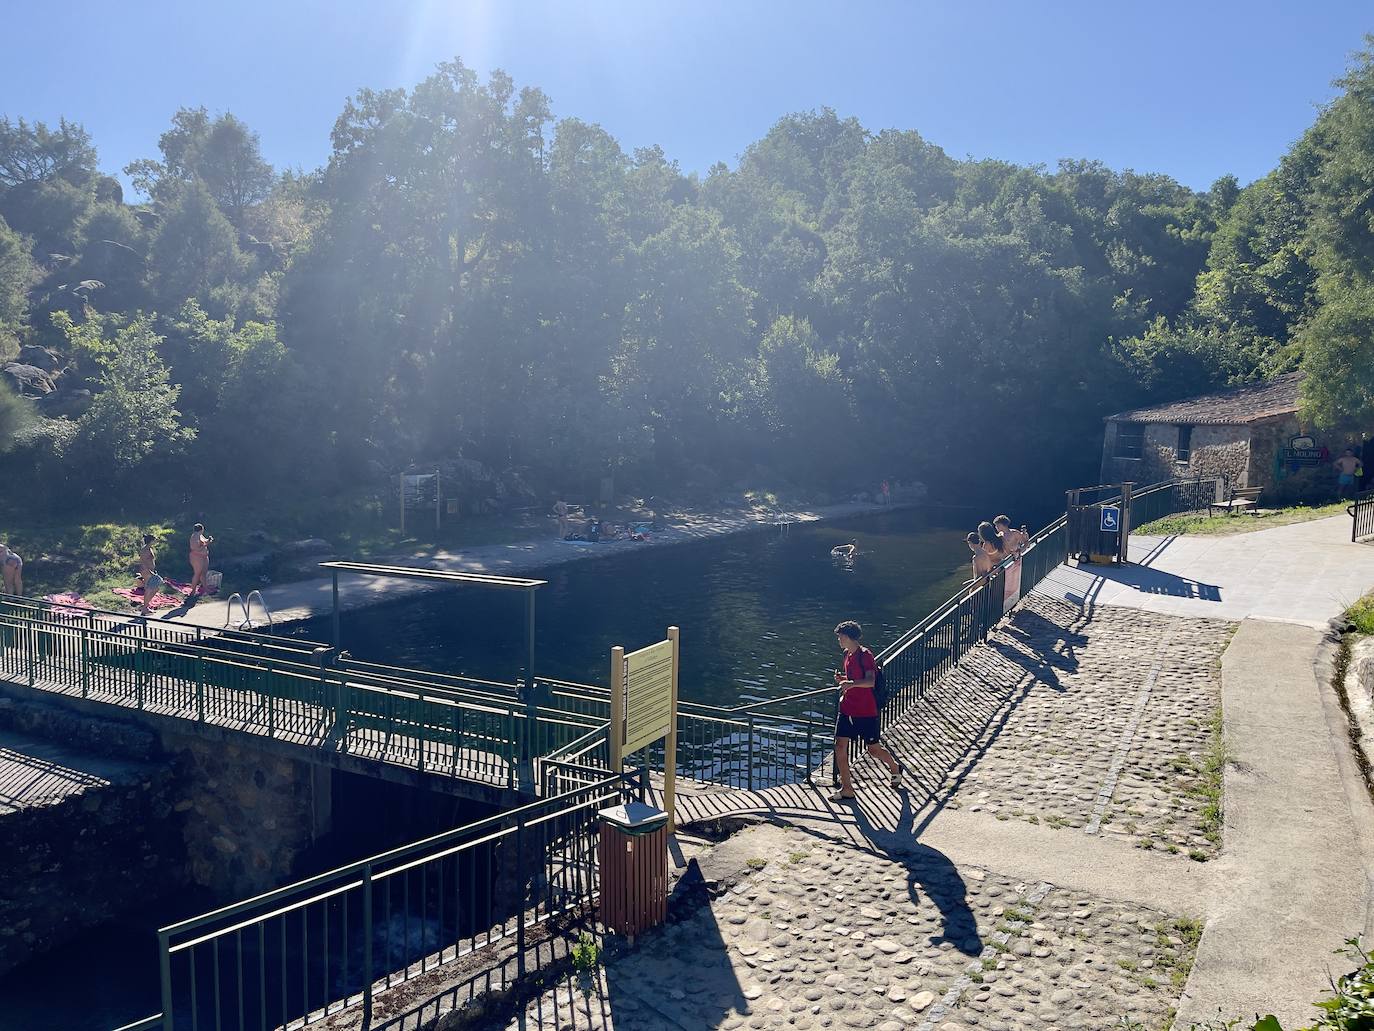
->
xmin=1 ymin=41 xmax=1372 ymax=518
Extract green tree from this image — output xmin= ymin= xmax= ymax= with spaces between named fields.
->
xmin=0 ymin=215 xmax=34 ymax=351
xmin=147 ymin=178 xmax=249 ymax=316
xmin=0 ymin=117 xmax=98 ymax=188
xmin=53 ymin=311 xmax=193 ymax=479
xmin=127 ymin=108 xmax=274 ymax=224
xmin=1297 ymin=280 xmax=1374 ymax=430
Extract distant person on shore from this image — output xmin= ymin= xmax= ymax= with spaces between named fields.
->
xmin=187 ymin=523 xmax=213 ymax=599
xmin=831 ymin=539 xmax=859 ymax=561
xmin=1335 ymin=449 xmax=1362 ymax=498
xmin=0 ymin=544 xmax=22 ymax=596
xmin=880 ymin=480 xmax=891 ymax=506
xmin=553 ymin=499 xmax=571 ymax=539
xmin=135 ymin=534 xmax=165 ymax=615
xmin=993 ymin=515 xmax=1026 ymax=611
xmin=966 ymin=531 xmax=994 ymax=582
xmin=830 ymin=620 xmax=903 ymax=803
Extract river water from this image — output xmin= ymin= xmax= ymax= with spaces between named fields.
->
xmin=0 ymin=503 xmax=998 ymax=1030
xmin=312 ymin=505 xmax=984 ymax=705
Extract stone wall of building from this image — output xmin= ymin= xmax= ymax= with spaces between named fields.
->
xmin=1101 ymin=420 xmax=1250 ymax=488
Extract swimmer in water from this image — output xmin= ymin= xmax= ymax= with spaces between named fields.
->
xmin=830 ymin=539 xmax=858 ymax=560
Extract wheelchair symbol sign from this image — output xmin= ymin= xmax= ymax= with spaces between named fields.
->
xmin=1101 ymin=506 xmax=1121 ymax=532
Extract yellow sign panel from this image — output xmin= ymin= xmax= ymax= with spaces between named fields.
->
xmin=621 ymin=639 xmax=674 ymax=757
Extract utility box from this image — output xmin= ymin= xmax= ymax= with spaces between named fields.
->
xmin=597 ymin=801 xmax=669 ymax=937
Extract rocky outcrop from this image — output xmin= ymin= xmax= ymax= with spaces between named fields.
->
xmin=1 ymin=363 xmax=56 ymax=396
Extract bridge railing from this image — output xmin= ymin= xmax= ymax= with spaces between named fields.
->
xmin=0 ymin=603 xmax=602 ymax=789
xmin=1351 ymin=490 xmax=1374 ymax=543
xmin=122 ymin=775 xmax=627 ymax=1031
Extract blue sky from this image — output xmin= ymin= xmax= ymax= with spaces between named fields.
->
xmin=3 ymin=1 xmax=1370 ymax=193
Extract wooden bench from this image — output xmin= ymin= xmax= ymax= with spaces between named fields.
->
xmin=1209 ymin=486 xmax=1262 ymax=516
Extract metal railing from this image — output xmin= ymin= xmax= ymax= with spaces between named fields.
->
xmin=123 ymin=775 xmax=627 ymax=1031
xmin=0 ymin=598 xmax=600 ymax=791
xmin=1128 ymin=477 xmax=1217 ymax=529
xmin=1352 ymin=491 xmax=1374 ymax=543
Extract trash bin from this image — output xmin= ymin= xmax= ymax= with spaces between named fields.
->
xmin=597 ymin=801 xmax=669 ymax=938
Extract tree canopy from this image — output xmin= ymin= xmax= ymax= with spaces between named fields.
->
xmin=2 ymin=40 xmax=1374 ymax=514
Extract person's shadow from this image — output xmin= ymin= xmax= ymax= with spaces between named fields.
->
xmin=848 ymin=789 xmax=983 ymax=956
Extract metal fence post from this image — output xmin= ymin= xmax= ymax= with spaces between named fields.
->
xmin=747 ymin=714 xmax=756 ymax=791
xmin=80 ymin=625 xmax=89 ymax=698
xmin=516 ymin=815 xmax=527 ymax=981
xmin=196 ymin=652 xmax=206 ymax=724
xmin=158 ymin=930 xmax=174 ymax=1031
xmin=135 ymin=623 xmax=146 ymax=709
xmin=362 ymin=864 xmax=374 ymax=1023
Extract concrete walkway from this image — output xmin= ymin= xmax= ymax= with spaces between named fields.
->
xmin=1174 ymin=620 xmax=1374 ymax=1028
xmin=1038 ymin=514 xmax=1374 ymax=628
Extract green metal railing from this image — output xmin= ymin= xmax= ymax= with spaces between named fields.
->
xmin=0 ymin=598 xmax=601 ymax=791
xmin=121 ymin=775 xmax=627 ymax=1031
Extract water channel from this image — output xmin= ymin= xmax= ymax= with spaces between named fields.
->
xmin=0 ymin=503 xmax=1008 ymax=1030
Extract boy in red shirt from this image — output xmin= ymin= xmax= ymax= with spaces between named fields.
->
xmin=831 ymin=620 xmax=903 ymax=802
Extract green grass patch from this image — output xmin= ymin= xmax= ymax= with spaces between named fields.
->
xmin=1347 ymin=592 xmax=1374 ymax=636
xmin=1134 ymin=501 xmax=1347 ymax=538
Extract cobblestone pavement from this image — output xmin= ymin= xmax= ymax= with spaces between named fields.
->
xmin=883 ymin=596 xmax=1233 ymax=858
xmin=502 ymin=825 xmax=1200 ymax=1031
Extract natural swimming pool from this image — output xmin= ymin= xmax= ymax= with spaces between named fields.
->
xmin=302 ymin=504 xmax=986 ymax=707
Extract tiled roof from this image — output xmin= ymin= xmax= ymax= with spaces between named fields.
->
xmin=1106 ymin=372 xmax=1303 ymax=426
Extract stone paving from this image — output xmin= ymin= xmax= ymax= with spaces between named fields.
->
xmin=895 ymin=595 xmax=1233 ymax=858
xmin=502 ymin=825 xmax=1200 ymax=1031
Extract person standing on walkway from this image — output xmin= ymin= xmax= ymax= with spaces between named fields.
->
xmin=1335 ymin=449 xmax=1362 ymax=498
xmin=993 ymin=515 xmax=1026 ymax=612
xmin=136 ymin=534 xmax=165 ymax=615
xmin=966 ymin=531 xmax=994 ymax=583
xmin=830 ymin=620 xmax=903 ymax=803
xmin=0 ymin=544 xmax=22 ymax=596
xmin=187 ymin=523 xmax=213 ymax=599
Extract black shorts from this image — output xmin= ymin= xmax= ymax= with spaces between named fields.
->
xmin=835 ymin=713 xmax=881 ymax=745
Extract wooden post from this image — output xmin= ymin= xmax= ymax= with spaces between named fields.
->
xmin=664 ymin=626 xmax=680 ymax=832
xmin=609 ymin=645 xmax=625 ymax=774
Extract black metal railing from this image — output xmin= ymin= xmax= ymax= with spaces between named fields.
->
xmin=123 ymin=776 xmax=627 ymax=1031
xmin=1128 ymin=477 xmax=1217 ymax=529
xmin=1353 ymin=491 xmax=1374 ymax=543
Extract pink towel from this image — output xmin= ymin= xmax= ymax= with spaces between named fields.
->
xmin=112 ymin=577 xmax=215 ymax=609
xmin=42 ymin=592 xmax=92 ymax=619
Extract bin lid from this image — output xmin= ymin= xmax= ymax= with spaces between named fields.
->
xmin=598 ymin=801 xmax=669 ymax=831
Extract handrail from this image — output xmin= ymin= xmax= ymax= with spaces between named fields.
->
xmin=244 ymin=589 xmax=273 ymax=631
xmin=222 ymin=591 xmax=251 ymax=630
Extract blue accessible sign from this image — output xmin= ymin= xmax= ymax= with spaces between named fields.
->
xmin=1101 ymin=506 xmax=1121 ymax=532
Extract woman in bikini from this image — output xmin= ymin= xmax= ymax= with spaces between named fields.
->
xmin=187 ymin=523 xmax=214 ymax=599
xmin=976 ymin=522 xmax=1009 ymax=611
xmin=966 ymin=531 xmax=994 ymax=582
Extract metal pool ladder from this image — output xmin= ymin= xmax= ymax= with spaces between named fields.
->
xmin=222 ymin=590 xmax=274 ymax=631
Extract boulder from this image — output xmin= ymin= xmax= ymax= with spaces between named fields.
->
xmin=2 ymin=364 xmax=56 ymax=396
xmin=36 ymin=389 xmax=92 ymax=418
xmin=16 ymin=346 xmax=63 ymax=373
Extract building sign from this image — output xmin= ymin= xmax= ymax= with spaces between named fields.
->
xmin=1100 ymin=506 xmax=1120 ymax=533
xmin=1281 ymin=434 xmax=1323 ymax=468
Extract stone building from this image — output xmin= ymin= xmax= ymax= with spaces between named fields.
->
xmin=1099 ymin=372 xmax=1356 ymax=501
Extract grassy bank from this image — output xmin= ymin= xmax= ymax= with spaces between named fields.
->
xmin=1135 ymin=501 xmax=1349 ymax=538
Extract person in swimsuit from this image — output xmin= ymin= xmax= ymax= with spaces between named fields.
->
xmin=1335 ymin=449 xmax=1361 ymax=498
xmin=187 ymin=523 xmax=214 ymax=599
xmin=966 ymin=531 xmax=994 ymax=582
xmin=993 ymin=515 xmax=1026 ymax=611
xmin=0 ymin=544 xmax=22 ymax=596
xmin=136 ymin=534 xmax=164 ymax=615
xmin=553 ymin=499 xmax=571 ymax=540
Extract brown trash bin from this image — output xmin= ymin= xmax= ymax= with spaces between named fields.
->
xmin=597 ymin=801 xmax=669 ymax=937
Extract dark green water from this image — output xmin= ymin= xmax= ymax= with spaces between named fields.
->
xmin=312 ymin=505 xmax=986 ymax=704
